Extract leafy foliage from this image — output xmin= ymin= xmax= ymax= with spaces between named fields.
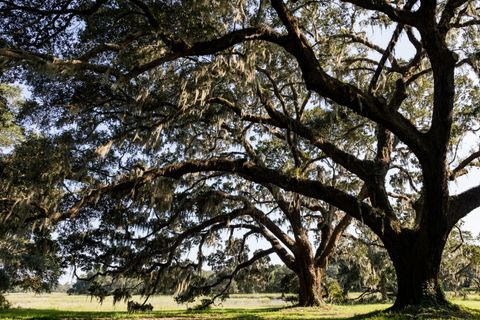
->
xmin=1 ymin=0 xmax=480 ymax=310
xmin=442 ymin=226 xmax=480 ymax=295
xmin=0 ymin=83 xmax=23 ymax=148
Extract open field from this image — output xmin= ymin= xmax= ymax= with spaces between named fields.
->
xmin=1 ymin=293 xmax=480 ymax=319
xmin=3 ymin=292 xmax=293 ymax=311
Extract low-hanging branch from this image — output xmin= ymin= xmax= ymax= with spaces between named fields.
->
xmin=54 ymin=158 xmax=400 ymax=240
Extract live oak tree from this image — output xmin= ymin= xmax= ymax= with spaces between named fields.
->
xmin=58 ymin=152 xmax=352 ymax=307
xmin=1 ymin=0 xmax=480 ymax=310
xmin=47 ymin=48 xmax=354 ymax=306
xmin=0 ymin=231 xmax=61 ymax=293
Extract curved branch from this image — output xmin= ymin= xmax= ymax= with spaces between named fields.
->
xmin=315 ymin=213 xmax=352 ymax=267
xmin=338 ymin=0 xmax=419 ymax=26
xmin=452 ymin=19 xmax=480 ymax=28
xmin=449 ymin=150 xmax=480 ymax=181
xmin=439 ymin=0 xmax=470 ymax=32
xmin=449 ymin=185 xmax=480 ymax=226
xmin=126 ymin=27 xmax=287 ymax=78
xmin=257 ymin=92 xmax=375 ymax=180
xmin=0 ymin=47 xmax=121 ymax=77
xmin=233 ymin=223 xmax=298 ymax=271
xmin=205 ymin=190 xmax=297 ymax=250
xmin=270 ymin=0 xmax=426 ymax=159
xmin=332 ymin=34 xmax=388 ymax=56
xmin=1 ymin=27 xmax=287 ymax=81
xmin=0 ymin=0 xmax=108 ymax=16
xmin=191 ymin=248 xmax=275 ymax=308
xmin=64 ymin=158 xmax=401 ymax=239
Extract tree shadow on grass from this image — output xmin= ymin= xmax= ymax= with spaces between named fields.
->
xmin=0 ymin=308 xmax=125 ymax=319
xmin=0 ymin=307 xmax=335 ymax=320
xmin=1 ymin=305 xmax=480 ymax=320
xmin=348 ymin=304 xmax=480 ymax=320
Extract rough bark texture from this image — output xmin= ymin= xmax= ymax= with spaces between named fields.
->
xmin=292 ymin=213 xmax=351 ymax=306
xmin=292 ymin=230 xmax=325 ymax=307
xmin=386 ymin=229 xmax=450 ymax=309
xmin=297 ymin=262 xmax=324 ymax=306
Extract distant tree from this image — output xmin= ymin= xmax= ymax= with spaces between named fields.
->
xmin=67 ymin=277 xmax=91 ymax=295
xmin=0 ymin=136 xmax=67 ymax=302
xmin=2 ymin=0 xmax=480 ymax=310
xmin=0 ymin=84 xmax=60 ymax=305
xmin=54 ymin=282 xmax=72 ymax=293
xmin=0 ymin=231 xmax=61 ymax=294
xmin=265 ymin=265 xmax=298 ymax=295
xmin=332 ymin=224 xmax=396 ymax=302
xmin=67 ymin=270 xmax=164 ymax=301
xmin=441 ymin=226 xmax=480 ymax=295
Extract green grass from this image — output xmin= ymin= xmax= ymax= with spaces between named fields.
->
xmin=3 ymin=292 xmax=292 ymax=311
xmin=1 ymin=293 xmax=480 ymax=319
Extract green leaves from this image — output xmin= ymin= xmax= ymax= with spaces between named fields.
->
xmin=0 ymin=84 xmax=23 ymax=148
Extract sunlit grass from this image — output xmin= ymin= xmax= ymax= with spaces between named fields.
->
xmin=4 ymin=292 xmax=292 ymax=311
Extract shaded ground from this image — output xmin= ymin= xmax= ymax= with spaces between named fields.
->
xmin=2 ymin=305 xmax=480 ymax=320
xmin=2 ymin=293 xmax=480 ymax=319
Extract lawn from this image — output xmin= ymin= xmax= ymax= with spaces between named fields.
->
xmin=1 ymin=293 xmax=480 ymax=319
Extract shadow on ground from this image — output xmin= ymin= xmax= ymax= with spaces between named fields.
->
xmin=1 ymin=305 xmax=480 ymax=320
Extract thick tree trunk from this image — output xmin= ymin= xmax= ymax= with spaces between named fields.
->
xmin=386 ymin=230 xmax=450 ymax=310
xmin=291 ymin=230 xmax=326 ymax=307
xmin=297 ymin=263 xmax=324 ymax=306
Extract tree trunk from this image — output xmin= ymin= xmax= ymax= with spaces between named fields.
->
xmin=296 ymin=261 xmax=324 ymax=306
xmin=386 ymin=230 xmax=450 ymax=310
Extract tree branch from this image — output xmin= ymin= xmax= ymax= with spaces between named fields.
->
xmin=126 ymin=27 xmax=287 ymax=78
xmin=368 ymin=0 xmax=418 ymax=93
xmin=234 ymin=223 xmax=298 ymax=271
xmin=449 ymin=150 xmax=480 ymax=181
xmin=257 ymin=92 xmax=375 ymax=181
xmin=439 ymin=0 xmax=471 ymax=32
xmin=270 ymin=0 xmax=426 ymax=159
xmin=0 ymin=0 xmax=108 ymax=16
xmin=338 ymin=0 xmax=419 ymax=26
xmin=315 ymin=213 xmax=352 ymax=267
xmin=63 ymin=158 xmax=401 ymax=239
xmin=191 ymin=248 xmax=275 ymax=308
xmin=449 ymin=184 xmax=480 ymax=226
xmin=207 ymin=190 xmax=297 ymax=250
xmin=0 ymin=46 xmax=121 ymax=77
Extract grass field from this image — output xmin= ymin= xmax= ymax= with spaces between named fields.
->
xmin=1 ymin=292 xmax=480 ymax=319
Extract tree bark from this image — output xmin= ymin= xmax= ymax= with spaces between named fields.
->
xmin=296 ymin=261 xmax=324 ymax=306
xmin=386 ymin=230 xmax=450 ymax=310
xmin=292 ymin=232 xmax=325 ymax=307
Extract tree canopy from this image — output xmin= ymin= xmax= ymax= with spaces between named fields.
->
xmin=1 ymin=0 xmax=480 ymax=310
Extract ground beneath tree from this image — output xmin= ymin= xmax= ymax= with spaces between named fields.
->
xmin=353 ymin=305 xmax=480 ymax=319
